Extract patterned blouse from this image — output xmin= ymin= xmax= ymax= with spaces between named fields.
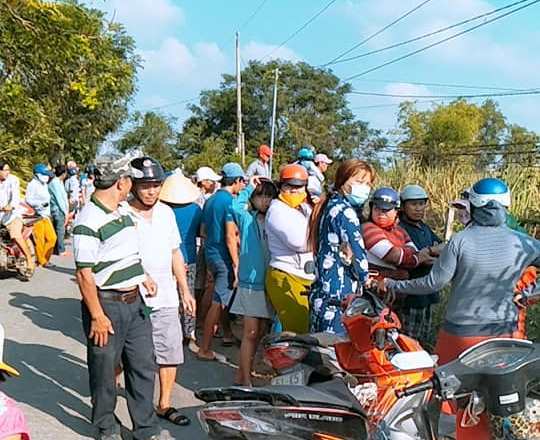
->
xmin=309 ymin=193 xmax=369 ymax=335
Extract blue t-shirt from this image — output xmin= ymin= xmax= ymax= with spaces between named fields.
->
xmin=202 ymin=189 xmax=235 ymax=265
xmin=171 ymin=203 xmax=202 ymax=265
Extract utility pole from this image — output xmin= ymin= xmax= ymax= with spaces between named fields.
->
xmin=269 ymin=68 xmax=279 ymax=178
xmin=235 ymin=32 xmax=244 ymax=165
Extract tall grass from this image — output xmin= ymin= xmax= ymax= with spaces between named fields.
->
xmin=378 ymin=161 xmax=540 ymax=341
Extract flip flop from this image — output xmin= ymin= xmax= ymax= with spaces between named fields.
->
xmin=157 ymin=407 xmax=190 ymax=426
xmin=196 ymin=351 xmax=227 ymax=363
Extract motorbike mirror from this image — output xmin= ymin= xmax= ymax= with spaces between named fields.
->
xmin=390 ymin=351 xmax=435 ymax=371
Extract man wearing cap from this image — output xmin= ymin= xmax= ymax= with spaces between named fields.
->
xmin=0 ymin=161 xmax=35 ymax=273
xmin=25 ymin=164 xmax=57 ymax=267
xmin=195 ymin=166 xmax=222 ymax=207
xmin=197 ymin=162 xmax=246 ymax=361
xmin=246 ymin=144 xmax=272 ymax=179
xmin=73 ymin=155 xmax=167 ymax=440
xmin=307 ymin=153 xmax=332 ymax=198
xmin=127 ymin=158 xmax=196 ymax=428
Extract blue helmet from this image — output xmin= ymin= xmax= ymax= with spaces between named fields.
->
xmin=469 ymin=178 xmax=511 ymax=208
xmin=371 ymin=187 xmax=400 ymax=210
xmin=297 ymin=146 xmax=315 ymax=161
xmin=33 ymin=163 xmax=53 ymax=177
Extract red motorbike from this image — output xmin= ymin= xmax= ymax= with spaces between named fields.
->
xmin=0 ymin=203 xmax=38 ymax=280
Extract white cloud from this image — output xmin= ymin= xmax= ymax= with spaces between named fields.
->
xmin=384 ymin=83 xmax=433 ymax=102
xmin=85 ymin=0 xmax=184 ymax=46
xmin=242 ymin=41 xmax=301 ymax=62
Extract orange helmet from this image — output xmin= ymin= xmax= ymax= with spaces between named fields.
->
xmin=279 ymin=164 xmax=308 ymax=186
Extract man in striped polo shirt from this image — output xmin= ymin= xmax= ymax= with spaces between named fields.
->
xmin=73 ymin=155 xmax=169 ymax=440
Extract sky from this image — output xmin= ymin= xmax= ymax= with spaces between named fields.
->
xmin=84 ymin=0 xmax=540 ymax=138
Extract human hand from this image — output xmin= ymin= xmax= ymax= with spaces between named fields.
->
xmin=181 ymin=293 xmax=197 ymax=316
xmin=249 ymin=176 xmax=262 ymax=188
xmin=417 ymin=248 xmax=436 ymax=265
xmin=143 ymin=276 xmax=158 ymax=297
xmin=311 ymin=195 xmax=321 ymax=204
xmin=232 ymin=266 xmax=239 ymax=289
xmin=2 ymin=204 xmax=13 ymax=212
xmin=89 ymin=314 xmax=114 ymax=347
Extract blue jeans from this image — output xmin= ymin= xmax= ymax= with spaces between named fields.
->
xmin=51 ymin=210 xmax=66 ymax=254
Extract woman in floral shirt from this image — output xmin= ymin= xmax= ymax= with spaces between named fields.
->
xmin=308 ymin=159 xmax=376 ymax=335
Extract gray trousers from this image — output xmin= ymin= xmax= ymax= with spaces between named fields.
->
xmin=82 ymin=295 xmax=159 ymax=439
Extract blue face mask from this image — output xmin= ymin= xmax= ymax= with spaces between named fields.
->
xmin=346 ymin=183 xmax=371 ymax=206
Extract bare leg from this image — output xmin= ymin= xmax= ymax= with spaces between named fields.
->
xmin=221 ymin=309 xmax=233 ymax=341
xmin=157 ymin=366 xmax=177 ymax=412
xmin=197 ymin=276 xmax=214 ymax=329
xmin=8 ymin=219 xmax=35 ymax=271
xmin=198 ymin=302 xmax=222 ymax=359
xmin=235 ymin=317 xmax=260 ymax=386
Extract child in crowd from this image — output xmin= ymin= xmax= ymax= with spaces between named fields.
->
xmin=229 ymin=179 xmax=278 ymax=386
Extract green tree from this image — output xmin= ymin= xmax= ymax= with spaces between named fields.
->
xmin=178 ymin=60 xmax=381 ymax=174
xmin=501 ymin=124 xmax=539 ymax=168
xmin=117 ymin=112 xmax=180 ymax=170
xmin=396 ymin=99 xmax=507 ymax=168
xmin=0 ymin=0 xmax=139 ymax=177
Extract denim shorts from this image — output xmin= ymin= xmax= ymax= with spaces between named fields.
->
xmin=207 ymin=258 xmax=235 ymax=306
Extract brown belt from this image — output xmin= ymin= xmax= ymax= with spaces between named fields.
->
xmin=98 ymin=287 xmax=139 ymax=304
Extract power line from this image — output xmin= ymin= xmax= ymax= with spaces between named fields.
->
xmin=352 ymin=79 xmax=531 ymax=92
xmin=325 ymin=0 xmax=434 ymax=66
xmin=348 ymin=89 xmax=540 ymax=99
xmin=330 ymin=0 xmax=532 ymax=68
xmin=262 ymin=0 xmax=337 ymax=61
xmin=344 ymin=0 xmax=540 ymax=81
xmin=239 ymin=0 xmax=268 ymax=31
xmin=139 ymin=97 xmax=199 ymax=112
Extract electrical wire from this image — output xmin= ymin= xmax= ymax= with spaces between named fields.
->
xmin=344 ymin=0 xmax=540 ymax=81
xmin=325 ymin=0 xmax=434 ymax=66
xmin=327 ymin=0 xmax=532 ymax=67
xmin=348 ymin=89 xmax=540 ymax=99
xmin=238 ymin=0 xmax=268 ymax=31
xmin=262 ymin=0 xmax=338 ymax=61
xmin=140 ymin=97 xmax=200 ymax=112
xmin=352 ymin=78 xmax=531 ymax=92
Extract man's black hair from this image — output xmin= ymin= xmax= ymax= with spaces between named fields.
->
xmin=55 ymin=164 xmax=67 ymax=177
xmin=222 ymin=176 xmax=243 ymax=187
xmin=0 ymin=161 xmax=8 ymax=171
xmin=251 ymin=179 xmax=278 ymax=200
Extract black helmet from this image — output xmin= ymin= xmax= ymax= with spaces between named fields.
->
xmin=130 ymin=157 xmax=166 ymax=183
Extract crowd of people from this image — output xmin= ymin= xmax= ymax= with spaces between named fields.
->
xmin=0 ymin=143 xmax=539 ymax=440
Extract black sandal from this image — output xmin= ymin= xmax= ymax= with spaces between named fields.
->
xmin=157 ymin=407 xmax=191 ymax=426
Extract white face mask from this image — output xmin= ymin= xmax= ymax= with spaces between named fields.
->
xmin=37 ymin=174 xmax=50 ymax=184
xmin=346 ymin=183 xmax=371 ymax=206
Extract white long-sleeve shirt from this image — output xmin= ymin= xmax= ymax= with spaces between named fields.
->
xmin=25 ymin=178 xmax=51 ymax=218
xmin=265 ymin=199 xmax=315 ymax=280
xmin=0 ymin=175 xmax=21 ymax=211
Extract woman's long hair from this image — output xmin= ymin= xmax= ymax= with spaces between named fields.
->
xmin=307 ymin=159 xmax=375 ymax=254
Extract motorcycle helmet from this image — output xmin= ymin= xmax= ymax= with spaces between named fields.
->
xmin=33 ymin=163 xmax=53 ymax=177
xmin=130 ymin=157 xmax=166 ymax=184
xmin=370 ymin=187 xmax=400 ymax=210
xmin=279 ymin=164 xmax=308 ymax=186
xmin=469 ymin=178 xmax=510 ymax=208
xmin=400 ymin=185 xmax=428 ymax=203
xmin=297 ymin=146 xmax=315 ymax=161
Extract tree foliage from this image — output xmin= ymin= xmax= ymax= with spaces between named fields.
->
xmin=178 ymin=60 xmax=382 ymax=174
xmin=0 ymin=0 xmax=139 ymax=177
xmin=116 ymin=112 xmax=180 ymax=170
xmin=396 ymin=99 xmax=508 ymax=168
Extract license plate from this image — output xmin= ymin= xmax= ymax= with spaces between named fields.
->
xmin=271 ymin=369 xmax=307 ymax=386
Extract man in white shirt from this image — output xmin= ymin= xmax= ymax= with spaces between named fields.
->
xmin=65 ymin=160 xmax=81 ymax=212
xmin=0 ymin=161 xmax=34 ymax=272
xmin=25 ymin=164 xmax=57 ymax=267
xmin=128 ymin=157 xmax=196 ymax=427
xmin=245 ymin=144 xmax=272 ymax=179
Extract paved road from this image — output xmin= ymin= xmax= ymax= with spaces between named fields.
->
xmin=0 ymin=251 xmax=237 ymax=439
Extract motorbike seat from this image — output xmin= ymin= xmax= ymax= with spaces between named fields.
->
xmin=264 ymin=332 xmax=347 ymax=348
xmin=259 ymin=378 xmax=366 ymax=415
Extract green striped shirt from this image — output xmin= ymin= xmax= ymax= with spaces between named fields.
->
xmin=73 ymin=195 xmax=145 ymax=289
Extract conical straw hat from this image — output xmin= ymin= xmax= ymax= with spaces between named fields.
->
xmin=160 ymin=170 xmax=201 ymax=205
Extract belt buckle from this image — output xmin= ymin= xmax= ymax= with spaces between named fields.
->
xmin=119 ymin=292 xmax=131 ymax=303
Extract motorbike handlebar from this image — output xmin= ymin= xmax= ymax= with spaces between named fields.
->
xmin=395 ymin=380 xmax=434 ymax=398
